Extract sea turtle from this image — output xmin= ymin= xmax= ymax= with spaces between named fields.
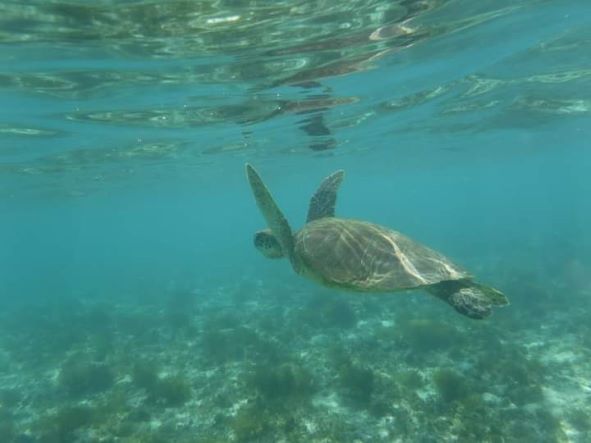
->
xmin=246 ymin=164 xmax=508 ymax=319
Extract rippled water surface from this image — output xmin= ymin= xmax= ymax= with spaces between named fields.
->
xmin=1 ymin=0 xmax=588 ymax=195
xmin=1 ymin=1 xmax=590 ymax=442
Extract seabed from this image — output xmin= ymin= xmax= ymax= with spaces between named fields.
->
xmin=0 ymin=272 xmax=589 ymax=443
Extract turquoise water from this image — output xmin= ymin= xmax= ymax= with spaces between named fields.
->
xmin=1 ymin=0 xmax=590 ymax=441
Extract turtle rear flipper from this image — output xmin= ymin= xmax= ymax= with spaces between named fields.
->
xmin=306 ymin=169 xmax=345 ymax=222
xmin=429 ymin=280 xmax=508 ymax=319
xmin=246 ymin=164 xmax=296 ymax=265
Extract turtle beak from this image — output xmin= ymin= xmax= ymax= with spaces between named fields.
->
xmin=254 ymin=229 xmax=285 ymax=259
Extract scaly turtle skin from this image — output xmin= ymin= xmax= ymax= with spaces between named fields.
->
xmin=246 ymin=164 xmax=508 ymax=319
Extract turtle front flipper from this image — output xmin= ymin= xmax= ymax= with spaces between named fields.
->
xmin=428 ymin=280 xmax=509 ymax=319
xmin=306 ymin=169 xmax=345 ymax=222
xmin=245 ymin=164 xmax=297 ymax=267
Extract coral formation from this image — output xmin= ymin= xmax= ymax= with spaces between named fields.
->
xmin=132 ymin=363 xmax=192 ymax=406
xmin=433 ymin=368 xmax=470 ymax=404
xmin=338 ymin=360 xmax=375 ymax=406
xmin=58 ymin=355 xmax=115 ymax=396
xmin=249 ymin=361 xmax=315 ymax=402
xmin=0 ymin=271 xmax=589 ymax=442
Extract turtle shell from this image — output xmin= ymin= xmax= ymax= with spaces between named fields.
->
xmin=294 ymin=218 xmax=469 ymax=291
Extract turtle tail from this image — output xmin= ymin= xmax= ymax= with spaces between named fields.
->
xmin=428 ymin=279 xmax=509 ymax=319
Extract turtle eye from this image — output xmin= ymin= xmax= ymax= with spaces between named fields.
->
xmin=254 ymin=232 xmax=267 ymax=248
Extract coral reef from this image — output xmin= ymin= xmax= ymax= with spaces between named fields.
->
xmin=0 ymin=272 xmax=589 ymax=442
xmin=132 ymin=362 xmax=192 ymax=406
xmin=337 ymin=360 xmax=375 ymax=407
xmin=58 ymin=355 xmax=115 ymax=396
xmin=432 ymin=368 xmax=470 ymax=404
xmin=248 ymin=362 xmax=315 ymax=403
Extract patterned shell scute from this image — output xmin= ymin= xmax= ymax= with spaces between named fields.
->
xmin=295 ymin=218 xmax=468 ymax=291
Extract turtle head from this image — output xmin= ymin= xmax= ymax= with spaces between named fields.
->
xmin=254 ymin=228 xmax=285 ymax=259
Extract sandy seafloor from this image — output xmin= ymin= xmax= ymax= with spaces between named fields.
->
xmin=1 ymin=261 xmax=590 ymax=442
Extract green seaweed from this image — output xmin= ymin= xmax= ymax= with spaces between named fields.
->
xmin=338 ymin=361 xmax=375 ymax=407
xmin=153 ymin=375 xmax=192 ymax=406
xmin=569 ymin=407 xmax=591 ymax=432
xmin=58 ymin=355 xmax=115 ymax=396
xmin=474 ymin=346 xmax=546 ymax=407
xmin=164 ymin=290 xmax=197 ymax=334
xmin=231 ymin=404 xmax=271 ymax=441
xmin=433 ymin=369 xmax=470 ymax=404
xmin=399 ymin=318 xmax=464 ymax=354
xmin=508 ymin=384 xmax=544 ymax=406
xmin=0 ymin=388 xmax=21 ymax=408
xmin=249 ymin=362 xmax=315 ymax=403
xmin=131 ymin=361 xmax=191 ymax=406
xmin=452 ymin=394 xmax=493 ymax=440
xmin=201 ymin=323 xmax=280 ymax=365
xmin=0 ymin=418 xmax=15 ymax=443
xmin=396 ymin=369 xmax=424 ymax=391
xmin=36 ymin=405 xmax=98 ymax=442
xmin=299 ymin=297 xmax=357 ymax=329
xmin=120 ymin=431 xmax=169 ymax=443
xmin=229 ymin=400 xmax=302 ymax=442
xmin=535 ymin=408 xmax=564 ymax=440
xmin=132 ymin=361 xmax=160 ymax=391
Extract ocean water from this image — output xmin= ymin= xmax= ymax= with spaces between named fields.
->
xmin=1 ymin=0 xmax=590 ymax=441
